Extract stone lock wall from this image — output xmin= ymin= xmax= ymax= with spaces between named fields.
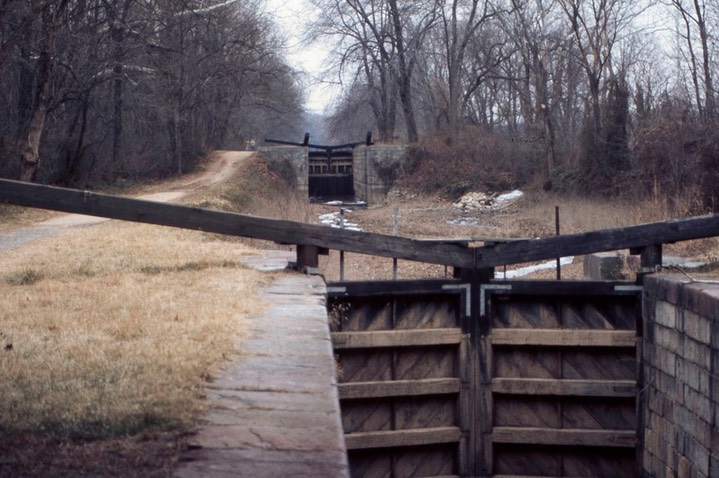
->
xmin=256 ymin=146 xmax=309 ymax=197
xmin=353 ymin=145 xmax=407 ymax=205
xmin=642 ymin=275 xmax=719 ymax=477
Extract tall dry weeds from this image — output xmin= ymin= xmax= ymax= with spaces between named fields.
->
xmin=0 ymin=221 xmax=267 ymax=438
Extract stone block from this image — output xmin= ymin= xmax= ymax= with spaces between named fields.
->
xmin=678 ymin=455 xmax=693 ymax=477
xmin=683 ymin=336 xmax=712 ymax=369
xmin=642 ymin=450 xmax=655 ymax=476
xmin=655 ymin=345 xmax=677 ymax=376
xmin=656 ymin=326 xmax=682 ymax=353
xmin=655 ymin=300 xmax=678 ymax=329
xmin=583 ymin=252 xmax=625 ymax=280
xmin=353 ymin=145 xmax=407 ymax=205
xmin=256 ymin=146 xmax=309 ymax=196
xmin=657 ymin=370 xmax=680 ymax=402
xmin=686 ymin=436 xmax=711 ymax=477
xmin=677 ymin=358 xmax=710 ymax=395
xmin=683 ymin=310 xmax=712 ymax=344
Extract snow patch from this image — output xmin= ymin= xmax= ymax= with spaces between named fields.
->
xmin=319 ymin=210 xmax=362 ymax=231
xmin=454 ymin=190 xmax=524 ymax=212
xmin=495 ymin=257 xmax=574 ymax=279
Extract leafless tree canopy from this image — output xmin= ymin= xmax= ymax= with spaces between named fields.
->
xmin=2 ymin=0 xmax=718 ymax=204
xmin=0 ymin=0 xmax=303 ymax=184
xmin=313 ymin=0 xmax=719 ymax=203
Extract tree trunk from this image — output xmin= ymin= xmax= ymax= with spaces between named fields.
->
xmin=68 ymin=95 xmax=90 ymax=184
xmin=694 ymin=0 xmax=715 ymax=121
xmin=112 ymin=63 xmax=123 ymax=169
xmin=388 ymin=0 xmax=419 ymax=143
xmin=534 ymin=52 xmax=556 ymax=177
xmin=19 ymin=28 xmax=55 ymax=182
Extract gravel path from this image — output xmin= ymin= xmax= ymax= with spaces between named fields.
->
xmin=0 ymin=151 xmax=250 ymax=253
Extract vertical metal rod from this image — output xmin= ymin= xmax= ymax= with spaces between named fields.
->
xmin=393 ymin=208 xmax=398 ymax=280
xmin=339 ymin=209 xmax=345 ymax=281
xmin=555 ymin=206 xmax=561 ymax=280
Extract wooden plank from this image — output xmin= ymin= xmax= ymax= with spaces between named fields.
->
xmin=458 ymin=334 xmax=472 ymax=476
xmin=0 ymin=179 xmax=474 ymax=268
xmin=338 ymin=378 xmax=461 ymax=399
xmin=344 ymin=426 xmax=462 ymax=450
xmin=418 ymin=237 xmax=529 ymax=244
xmin=475 ymin=214 xmax=719 ymax=267
xmin=5 ymin=179 xmax=719 ymax=269
xmin=327 ymin=279 xmax=463 ymax=297
xmin=332 ymin=328 xmax=462 ymax=349
xmin=492 ymin=427 xmax=637 ymax=448
xmin=491 ymin=378 xmax=636 ymax=397
xmin=485 ymin=280 xmax=642 ymax=297
xmin=490 ymin=329 xmax=637 ymax=347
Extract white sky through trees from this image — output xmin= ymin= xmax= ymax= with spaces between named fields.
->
xmin=263 ymin=0 xmax=336 ymax=113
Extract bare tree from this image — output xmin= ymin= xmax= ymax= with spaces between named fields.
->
xmin=0 ymin=0 xmax=302 ymax=182
xmin=311 ymin=0 xmax=440 ymax=143
xmin=386 ymin=0 xmax=439 ymax=142
xmin=502 ymin=0 xmax=567 ymax=177
xmin=436 ymin=0 xmax=499 ymax=139
xmin=667 ymin=0 xmax=716 ymax=122
xmin=312 ymin=0 xmax=399 ymax=141
xmin=557 ymin=0 xmax=641 ymax=186
xmin=19 ymin=0 xmax=69 ymax=182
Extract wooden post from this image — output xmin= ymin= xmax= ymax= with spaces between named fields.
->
xmin=555 ymin=206 xmax=561 ymax=280
xmin=454 ymin=261 xmax=494 ymax=475
xmin=635 ymin=244 xmax=662 ymax=284
xmin=340 ymin=210 xmax=345 ymax=281
xmin=393 ymin=208 xmax=398 ymax=280
xmin=296 ymin=244 xmax=320 ymax=272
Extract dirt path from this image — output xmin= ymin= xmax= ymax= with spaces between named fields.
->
xmin=0 ymin=151 xmax=251 ymax=253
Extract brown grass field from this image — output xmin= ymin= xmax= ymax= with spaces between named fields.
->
xmin=0 ymin=162 xmax=272 ymax=476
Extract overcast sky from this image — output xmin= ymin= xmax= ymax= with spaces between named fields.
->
xmin=263 ymin=0 xmax=337 ymax=114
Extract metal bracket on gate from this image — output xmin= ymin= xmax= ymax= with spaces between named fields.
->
xmin=442 ymin=283 xmax=472 ymax=316
xmin=614 ymin=285 xmax=643 ymax=293
xmin=479 ymin=284 xmax=513 ymax=317
xmin=327 ymin=286 xmax=347 ymax=296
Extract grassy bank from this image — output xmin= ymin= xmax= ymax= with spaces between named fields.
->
xmin=0 ymin=215 xmax=267 ymax=439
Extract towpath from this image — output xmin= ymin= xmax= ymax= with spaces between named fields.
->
xmin=0 ymin=150 xmax=249 ymax=252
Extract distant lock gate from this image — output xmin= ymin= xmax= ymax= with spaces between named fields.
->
xmin=265 ymin=132 xmax=373 ymax=201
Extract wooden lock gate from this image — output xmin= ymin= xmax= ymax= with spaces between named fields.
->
xmin=265 ymin=132 xmax=373 ymax=201
xmin=328 ymin=279 xmax=643 ymax=478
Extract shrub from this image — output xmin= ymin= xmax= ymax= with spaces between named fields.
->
xmin=398 ymin=127 xmax=539 ymax=199
xmin=630 ymin=97 xmax=718 ymax=214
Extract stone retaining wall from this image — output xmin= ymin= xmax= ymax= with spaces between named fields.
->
xmin=256 ymin=146 xmax=308 ymax=197
xmin=353 ymin=145 xmax=407 ymax=204
xmin=642 ymin=275 xmax=719 ymax=477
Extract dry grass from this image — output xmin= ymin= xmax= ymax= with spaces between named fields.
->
xmin=190 ymin=156 xmax=313 ymax=222
xmin=187 ymin=154 xmax=314 ymax=253
xmin=0 ymin=204 xmax=56 ymax=232
xmin=316 ymin=188 xmax=719 ymax=282
xmin=0 ymin=221 xmax=267 ymax=438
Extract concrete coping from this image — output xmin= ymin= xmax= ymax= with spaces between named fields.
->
xmin=174 ymin=251 xmax=349 ymax=478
